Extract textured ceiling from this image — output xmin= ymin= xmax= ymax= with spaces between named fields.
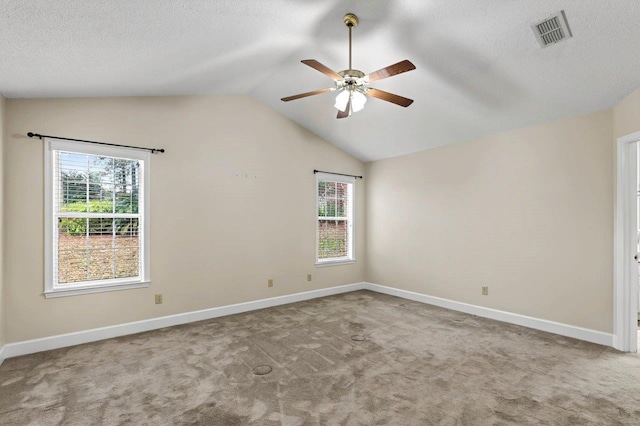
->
xmin=1 ymin=1 xmax=639 ymax=161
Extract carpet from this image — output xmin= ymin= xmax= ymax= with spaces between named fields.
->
xmin=1 ymin=290 xmax=639 ymax=425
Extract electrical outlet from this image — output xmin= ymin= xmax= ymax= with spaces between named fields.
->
xmin=155 ymin=294 xmax=163 ymax=304
xmin=268 ymin=279 xmax=273 ymax=287
xmin=482 ymin=286 xmax=489 ymax=296
xmin=307 ymin=274 xmax=312 ymax=282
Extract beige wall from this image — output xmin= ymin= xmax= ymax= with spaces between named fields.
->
xmin=4 ymin=88 xmax=640 ymax=345
xmin=0 ymin=92 xmax=5 ymax=348
xmin=366 ymin=110 xmax=614 ymax=332
xmin=614 ymin=88 xmax=640 ymax=139
xmin=4 ymin=95 xmax=365 ymax=342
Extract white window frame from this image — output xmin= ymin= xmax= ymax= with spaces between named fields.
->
xmin=44 ymin=139 xmax=151 ymax=298
xmin=315 ymin=172 xmax=355 ymax=267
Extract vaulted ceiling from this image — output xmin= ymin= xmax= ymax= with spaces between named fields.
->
xmin=1 ymin=1 xmax=639 ymax=161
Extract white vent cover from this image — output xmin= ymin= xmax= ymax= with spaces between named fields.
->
xmin=532 ymin=11 xmax=572 ymax=48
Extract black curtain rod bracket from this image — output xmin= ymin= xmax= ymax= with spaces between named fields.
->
xmin=314 ymin=169 xmax=363 ymax=179
xmin=27 ymin=132 xmax=165 ymax=154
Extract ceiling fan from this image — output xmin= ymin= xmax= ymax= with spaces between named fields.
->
xmin=281 ymin=13 xmax=416 ymax=119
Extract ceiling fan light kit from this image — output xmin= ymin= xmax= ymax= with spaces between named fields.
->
xmin=281 ymin=13 xmax=416 ymax=119
xmin=335 ymin=89 xmax=366 ymax=112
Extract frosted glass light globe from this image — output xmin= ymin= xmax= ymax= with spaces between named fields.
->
xmin=351 ymin=91 xmax=367 ymax=112
xmin=334 ymin=90 xmax=350 ymax=111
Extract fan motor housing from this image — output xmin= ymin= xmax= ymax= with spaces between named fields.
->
xmin=337 ymin=69 xmax=366 ymax=92
xmin=338 ymin=69 xmax=364 ymax=79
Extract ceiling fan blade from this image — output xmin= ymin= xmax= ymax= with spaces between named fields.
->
xmin=366 ymin=88 xmax=414 ymax=107
xmin=337 ymin=97 xmax=351 ymax=119
xmin=301 ymin=59 xmax=343 ymax=81
xmin=281 ymin=88 xmax=333 ymax=102
xmin=365 ymin=60 xmax=416 ymax=83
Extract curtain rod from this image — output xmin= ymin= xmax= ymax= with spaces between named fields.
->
xmin=314 ymin=169 xmax=363 ymax=179
xmin=27 ymin=132 xmax=165 ymax=154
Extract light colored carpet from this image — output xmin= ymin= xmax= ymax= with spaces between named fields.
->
xmin=1 ymin=290 xmax=639 ymax=425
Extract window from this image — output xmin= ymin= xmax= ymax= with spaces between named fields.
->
xmin=44 ymin=139 xmax=150 ymax=297
xmin=316 ymin=173 xmax=355 ymax=266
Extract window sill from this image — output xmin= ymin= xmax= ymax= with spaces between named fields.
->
xmin=44 ymin=281 xmax=150 ymax=299
xmin=315 ymin=259 xmax=356 ymax=268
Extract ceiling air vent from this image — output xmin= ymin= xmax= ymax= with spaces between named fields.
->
xmin=532 ymin=11 xmax=572 ymax=48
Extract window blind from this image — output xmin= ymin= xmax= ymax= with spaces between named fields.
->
xmin=53 ymin=150 xmax=142 ymax=285
xmin=317 ymin=174 xmax=354 ymax=263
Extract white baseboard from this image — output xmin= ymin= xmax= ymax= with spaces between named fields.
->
xmin=364 ymin=283 xmax=613 ymax=347
xmin=2 ymin=282 xmax=367 ymax=361
xmin=1 ymin=281 xmax=615 ymax=362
